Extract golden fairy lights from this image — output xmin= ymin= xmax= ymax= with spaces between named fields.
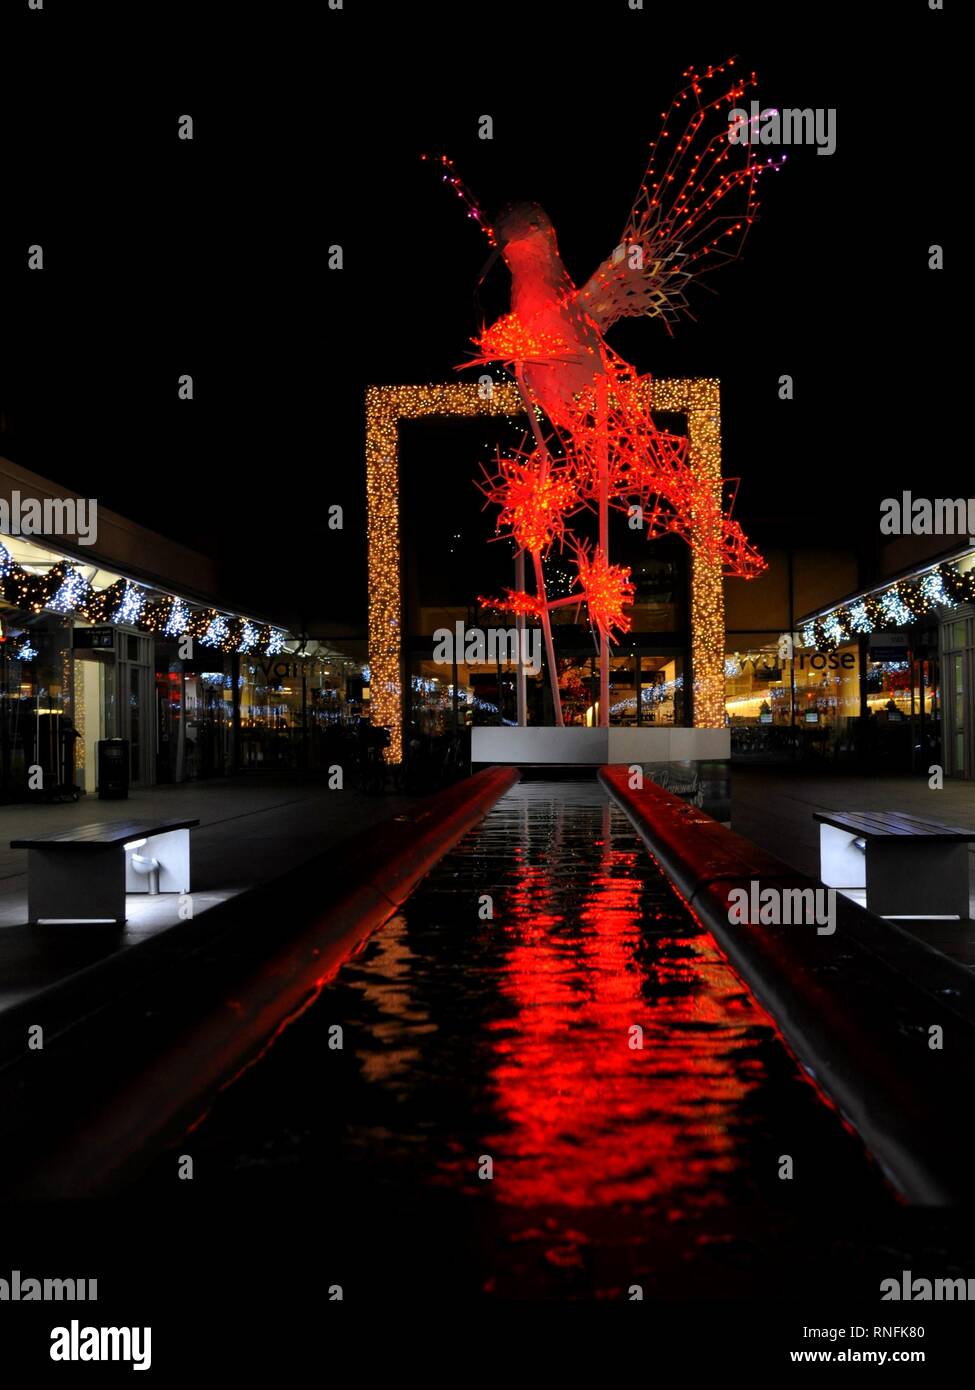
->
xmin=365 ymin=379 xmax=728 ymax=752
xmin=650 ymin=377 xmax=727 ymax=729
xmin=366 ymin=382 xmax=523 ymax=763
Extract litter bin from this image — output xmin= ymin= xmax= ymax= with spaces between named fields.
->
xmin=98 ymin=737 xmax=130 ymax=800
xmin=30 ymin=712 xmax=81 ymax=802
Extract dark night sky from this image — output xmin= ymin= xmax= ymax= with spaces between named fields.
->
xmin=0 ymin=2 xmax=958 ymax=633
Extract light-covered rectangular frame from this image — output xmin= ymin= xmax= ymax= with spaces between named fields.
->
xmin=366 ymin=379 xmax=726 ymax=761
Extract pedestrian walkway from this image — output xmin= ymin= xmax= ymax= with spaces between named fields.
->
xmin=731 ymin=766 xmax=975 ymax=964
xmin=0 ymin=775 xmax=410 ymax=1014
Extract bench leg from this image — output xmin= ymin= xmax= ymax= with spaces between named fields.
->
xmin=866 ymin=842 xmax=971 ymax=918
xmin=28 ymin=850 xmax=126 ymax=925
xmin=125 ymin=828 xmax=191 ymax=894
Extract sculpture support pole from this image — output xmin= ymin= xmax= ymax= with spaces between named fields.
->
xmin=515 ymin=549 xmax=527 ymax=726
xmin=597 ymin=374 xmax=610 ymax=728
xmin=531 ymin=550 xmax=564 ymax=726
xmin=515 ymin=367 xmax=563 ymax=726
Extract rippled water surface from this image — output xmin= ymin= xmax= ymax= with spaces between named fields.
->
xmin=147 ymin=782 xmax=918 ymax=1297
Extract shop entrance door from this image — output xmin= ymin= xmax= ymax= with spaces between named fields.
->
xmin=118 ymin=632 xmax=154 ymax=787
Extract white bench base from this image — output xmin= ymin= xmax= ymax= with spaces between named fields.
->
xmin=28 ymin=827 xmax=192 ymax=926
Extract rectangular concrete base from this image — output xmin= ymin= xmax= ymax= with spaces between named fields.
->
xmin=471 ymin=726 xmax=730 ymax=765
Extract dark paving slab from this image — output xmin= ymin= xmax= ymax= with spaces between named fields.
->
xmin=0 ymin=775 xmax=412 ymax=1016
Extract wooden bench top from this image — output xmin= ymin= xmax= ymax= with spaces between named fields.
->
xmin=11 ymin=818 xmax=200 ymax=851
xmin=814 ymin=810 xmax=975 ymax=842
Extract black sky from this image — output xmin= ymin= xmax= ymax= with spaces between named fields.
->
xmin=0 ymin=2 xmax=958 ymax=633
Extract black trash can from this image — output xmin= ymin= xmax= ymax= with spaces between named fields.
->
xmin=30 ymin=712 xmax=81 ymax=801
xmin=97 ymin=738 xmax=130 ymax=799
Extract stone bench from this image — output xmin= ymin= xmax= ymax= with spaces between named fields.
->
xmin=814 ymin=809 xmax=975 ymax=920
xmin=11 ymin=818 xmax=200 ymax=926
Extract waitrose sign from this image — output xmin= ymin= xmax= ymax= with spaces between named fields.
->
xmin=735 ymin=650 xmax=856 ymax=676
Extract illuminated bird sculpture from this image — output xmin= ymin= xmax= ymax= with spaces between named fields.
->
xmin=427 ymin=59 xmax=783 ymax=725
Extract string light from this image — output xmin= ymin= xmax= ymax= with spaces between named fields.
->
xmin=431 ymin=63 xmax=773 ymax=728
xmin=879 ymin=587 xmax=914 ymax=628
xmin=0 ymin=540 xmax=289 ymax=656
xmin=823 ymin=612 xmax=846 ymax=645
xmin=365 ymin=381 xmax=524 ymax=762
xmin=113 ymin=581 xmax=146 ymax=626
xmin=574 ymin=544 xmax=636 ymax=640
xmin=48 ymin=566 xmax=90 ymax=614
xmin=163 ymin=598 xmax=190 ymax=637
xmin=365 ymin=379 xmax=729 ymax=741
xmin=199 ymin=615 xmax=230 ymax=649
xmin=799 ymin=557 xmax=975 ymax=650
xmin=237 ymin=621 xmax=260 ymax=653
xmin=848 ymin=601 xmax=872 ymax=636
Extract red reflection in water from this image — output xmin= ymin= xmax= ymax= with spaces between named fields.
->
xmin=481 ymin=803 xmax=759 ymax=1209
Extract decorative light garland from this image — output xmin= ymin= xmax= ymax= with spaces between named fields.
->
xmin=199 ymin=614 xmax=230 ymax=649
xmin=113 ymin=581 xmax=146 ymax=626
xmin=0 ymin=541 xmax=289 ymax=656
xmin=49 ymin=566 xmax=89 ymax=614
xmin=799 ymin=560 xmax=975 ymax=651
xmin=163 ymin=598 xmax=190 ymax=637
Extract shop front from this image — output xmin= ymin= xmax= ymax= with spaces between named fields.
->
xmin=942 ymin=607 xmax=974 ymax=779
xmin=0 ymin=530 xmax=294 ymax=802
xmin=237 ymin=642 xmax=366 ymax=772
xmin=725 ymin=637 xmax=940 ymax=765
xmin=405 ymin=545 xmax=691 ymax=739
xmin=734 ymin=549 xmax=975 ymax=776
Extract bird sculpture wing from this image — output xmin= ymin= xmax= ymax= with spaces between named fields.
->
xmin=576 ymin=58 xmax=780 ymax=334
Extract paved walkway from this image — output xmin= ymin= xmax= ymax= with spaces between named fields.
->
xmin=0 ymin=775 xmax=410 ymax=1015
xmin=731 ymin=766 xmax=975 ymax=964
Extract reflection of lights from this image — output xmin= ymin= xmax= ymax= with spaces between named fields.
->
xmin=411 ymin=676 xmax=440 ymax=695
xmin=471 ymin=697 xmax=516 ymax=725
xmin=610 ymin=675 xmax=683 ymax=715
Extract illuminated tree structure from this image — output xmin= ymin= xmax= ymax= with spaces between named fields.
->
xmin=427 ymin=59 xmax=782 ymax=725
